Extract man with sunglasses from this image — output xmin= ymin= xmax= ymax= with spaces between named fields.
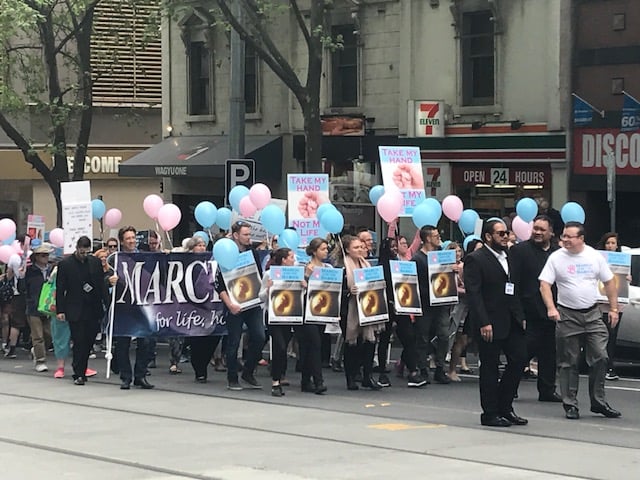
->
xmin=465 ymin=219 xmax=528 ymax=427
xmin=539 ymin=221 xmax=621 ymax=420
xmin=56 ymin=236 xmax=110 ymax=385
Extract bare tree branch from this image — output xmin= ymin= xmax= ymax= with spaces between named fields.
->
xmin=289 ymin=0 xmax=310 ymax=48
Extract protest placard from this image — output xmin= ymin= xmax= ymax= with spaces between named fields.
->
xmin=305 ymin=267 xmax=343 ymax=324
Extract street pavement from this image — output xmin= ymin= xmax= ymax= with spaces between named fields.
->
xmin=0 ymin=346 xmax=638 ymax=480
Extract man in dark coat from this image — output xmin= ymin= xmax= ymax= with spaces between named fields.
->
xmin=465 ymin=219 xmax=528 ymax=427
xmin=56 ymin=236 xmax=109 ymax=385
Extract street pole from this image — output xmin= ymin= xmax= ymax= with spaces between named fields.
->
xmin=228 ymin=0 xmax=246 ymax=161
xmin=606 ymin=151 xmax=616 ymax=232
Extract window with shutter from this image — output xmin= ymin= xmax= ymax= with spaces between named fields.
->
xmin=91 ymin=0 xmax=162 ymax=106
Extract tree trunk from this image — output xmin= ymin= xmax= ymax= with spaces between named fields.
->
xmin=304 ymin=101 xmax=323 ymax=174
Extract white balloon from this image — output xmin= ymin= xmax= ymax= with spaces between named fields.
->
xmin=8 ymin=253 xmax=22 ymax=271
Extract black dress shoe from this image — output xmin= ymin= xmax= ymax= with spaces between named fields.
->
xmin=314 ymin=382 xmax=327 ymax=395
xmin=480 ymin=414 xmax=511 ymax=427
xmin=565 ymin=406 xmax=580 ymax=419
xmin=539 ymin=392 xmax=563 ymax=403
xmin=120 ymin=381 xmax=130 ymax=390
xmin=133 ymin=377 xmax=155 ymax=389
xmin=346 ymin=377 xmax=359 ymax=391
xmin=502 ymin=411 xmax=528 ymax=425
xmin=590 ymin=403 xmax=621 ymax=418
xmin=301 ymin=382 xmax=315 ymax=393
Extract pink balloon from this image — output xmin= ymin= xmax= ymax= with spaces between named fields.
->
xmin=49 ymin=228 xmax=64 ymax=248
xmin=377 ymin=191 xmax=404 ymax=222
xmin=0 ymin=218 xmax=17 ymax=242
xmin=143 ymin=194 xmax=164 ymax=220
xmin=512 ymin=216 xmax=533 ymax=241
xmin=0 ymin=245 xmax=14 ymax=264
xmin=442 ymin=195 xmax=464 ymax=222
xmin=104 ymin=208 xmax=122 ymax=228
xmin=239 ymin=196 xmax=258 ymax=217
xmin=249 ymin=183 xmax=272 ymax=210
xmin=157 ymin=203 xmax=182 ymax=231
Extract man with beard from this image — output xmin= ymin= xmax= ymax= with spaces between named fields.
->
xmin=464 ymin=219 xmax=528 ymax=427
xmin=510 ymin=215 xmax=562 ymax=402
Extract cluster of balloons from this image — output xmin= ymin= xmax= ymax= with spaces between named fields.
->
xmin=91 ymin=198 xmax=123 ymax=228
xmin=369 ymin=184 xmax=403 ymax=223
xmin=142 ymin=194 xmax=182 ymax=232
xmin=229 ymin=183 xmax=272 ymax=218
xmin=0 ymin=218 xmax=21 ymax=265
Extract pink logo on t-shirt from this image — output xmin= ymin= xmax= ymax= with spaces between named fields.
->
xmin=567 ymin=265 xmax=576 ymax=275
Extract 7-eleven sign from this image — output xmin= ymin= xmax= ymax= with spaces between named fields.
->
xmin=415 ymin=101 xmax=445 ymax=138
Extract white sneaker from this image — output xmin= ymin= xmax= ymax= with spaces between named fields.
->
xmin=35 ymin=363 xmax=49 ymax=373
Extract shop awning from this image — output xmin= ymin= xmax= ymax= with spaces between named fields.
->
xmin=118 ymin=135 xmax=282 ymax=178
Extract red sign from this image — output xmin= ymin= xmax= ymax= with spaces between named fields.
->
xmin=452 ymin=165 xmax=550 ymax=187
xmin=574 ymin=128 xmax=640 ymax=175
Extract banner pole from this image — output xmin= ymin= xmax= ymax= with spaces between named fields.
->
xmin=105 ymin=251 xmax=118 ymax=379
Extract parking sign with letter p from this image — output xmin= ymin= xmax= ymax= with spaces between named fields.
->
xmin=225 ymin=159 xmax=255 ymax=203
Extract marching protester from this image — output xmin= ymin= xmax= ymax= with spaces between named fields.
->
xmin=56 ymin=236 xmax=113 ymax=385
xmin=539 ymin=222 xmax=621 ymax=420
xmin=510 ymin=215 xmax=562 ymax=402
xmin=464 ymin=219 xmax=528 ymax=427
xmin=412 ymin=225 xmax=451 ymax=384
xmin=2 ymin=235 xmax=28 ymax=359
xmin=595 ymin=231 xmax=625 ymax=381
xmin=188 ymin=235 xmax=222 ymax=383
xmin=332 ymin=235 xmax=384 ymax=391
xmin=297 ymin=238 xmax=330 ymax=394
xmin=24 ymin=243 xmax=54 ymax=372
xmin=379 ymin=237 xmax=426 ymax=388
xmin=216 ymin=221 xmax=266 ymax=391
xmin=114 ymin=226 xmax=155 ymax=389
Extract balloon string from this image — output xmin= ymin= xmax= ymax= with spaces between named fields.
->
xmin=165 ymin=229 xmax=172 ymax=249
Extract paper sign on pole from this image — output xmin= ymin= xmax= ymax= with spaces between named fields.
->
xmin=305 ymin=267 xmax=343 ymax=325
xmin=267 ymin=266 xmax=305 ymax=325
xmin=353 ymin=266 xmax=389 ymax=326
xmin=597 ymin=251 xmax=630 ymax=305
xmin=389 ymin=260 xmax=423 ymax=315
xmin=27 ymin=215 xmax=45 ymax=242
xmin=219 ymin=251 xmax=263 ymax=311
xmin=427 ymin=250 xmax=459 ymax=306
xmin=60 ymin=181 xmax=92 ymax=254
xmin=287 ymin=174 xmax=329 ymax=245
xmin=379 ymin=146 xmax=426 ymax=216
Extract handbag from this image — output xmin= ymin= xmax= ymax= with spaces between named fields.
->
xmin=0 ymin=277 xmax=14 ymax=303
xmin=37 ymin=276 xmax=57 ymax=316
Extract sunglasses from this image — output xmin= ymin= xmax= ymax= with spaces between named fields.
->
xmin=494 ymin=230 xmax=509 ymax=237
xmin=107 ymin=244 xmax=118 ymax=249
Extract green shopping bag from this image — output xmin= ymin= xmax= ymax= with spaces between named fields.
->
xmin=38 ymin=277 xmax=57 ymax=316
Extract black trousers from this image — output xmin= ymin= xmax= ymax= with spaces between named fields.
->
xmin=68 ymin=318 xmax=99 ymax=380
xmin=394 ymin=314 xmax=419 ymax=372
xmin=269 ymin=325 xmax=293 ymax=382
xmin=604 ymin=312 xmax=622 ymax=370
xmin=190 ymin=335 xmax=223 ymax=379
xmin=377 ymin=323 xmax=392 ymax=370
xmin=115 ymin=336 xmax=152 ymax=383
xmin=478 ymin=328 xmax=528 ymax=416
xmin=295 ymin=324 xmax=324 ymax=385
xmin=526 ymin=318 xmax=557 ymax=396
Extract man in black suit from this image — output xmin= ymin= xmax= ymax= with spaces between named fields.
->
xmin=56 ymin=236 xmax=110 ymax=385
xmin=464 ymin=219 xmax=528 ymax=427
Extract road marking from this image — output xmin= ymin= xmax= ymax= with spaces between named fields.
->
xmin=365 ymin=404 xmax=376 ymax=408
xmin=368 ymin=423 xmax=446 ymax=431
xmin=606 ymin=386 xmax=640 ymax=392
xmin=380 ymin=402 xmax=391 ymax=406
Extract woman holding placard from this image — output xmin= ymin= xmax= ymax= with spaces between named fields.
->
xmin=332 ymin=235 xmax=383 ymax=390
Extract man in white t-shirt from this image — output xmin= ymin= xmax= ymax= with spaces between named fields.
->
xmin=539 ymin=221 xmax=621 ymax=420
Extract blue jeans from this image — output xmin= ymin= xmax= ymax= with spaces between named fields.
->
xmin=224 ymin=307 xmax=265 ymax=382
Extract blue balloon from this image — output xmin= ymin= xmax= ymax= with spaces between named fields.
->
xmin=412 ymin=198 xmax=442 ymax=228
xmin=1 ymin=233 xmax=16 ymax=245
xmin=423 ymin=198 xmax=442 ymax=225
xmin=194 ymin=201 xmax=217 ymax=228
xmin=229 ymin=185 xmax=250 ymax=212
xmin=320 ymin=208 xmax=344 ymax=234
xmin=30 ymin=238 xmax=42 ymax=248
xmin=194 ymin=231 xmax=209 ymax=243
xmin=216 ymin=207 xmax=233 ymax=230
xmin=91 ymin=199 xmax=106 ymax=220
xmin=213 ymin=238 xmax=239 ymax=271
xmin=560 ymin=202 xmax=586 ymax=223
xmin=280 ymin=228 xmax=300 ymax=250
xmin=260 ymin=204 xmax=286 ymax=235
xmin=368 ymin=185 xmax=385 ymax=206
xmin=516 ymin=198 xmax=538 ymax=223
xmin=317 ymin=203 xmax=336 ymax=221
xmin=441 ymin=240 xmax=452 ymax=250
xmin=463 ymin=235 xmax=482 ymax=252
xmin=458 ymin=209 xmax=480 ymax=235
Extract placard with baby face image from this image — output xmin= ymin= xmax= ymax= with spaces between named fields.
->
xmin=597 ymin=250 xmax=630 ymax=305
xmin=354 ymin=266 xmax=389 ymax=326
xmin=389 ymin=260 xmax=423 ymax=315
xmin=305 ymin=267 xmax=343 ymax=324
xmin=268 ymin=266 xmax=305 ymax=325
xmin=220 ymin=251 xmax=263 ymax=311
xmin=427 ymin=250 xmax=459 ymax=306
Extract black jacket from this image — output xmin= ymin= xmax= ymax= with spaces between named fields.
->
xmin=24 ymin=263 xmax=51 ymax=316
xmin=56 ymin=254 xmax=109 ymax=323
xmin=464 ymin=246 xmax=525 ymax=340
